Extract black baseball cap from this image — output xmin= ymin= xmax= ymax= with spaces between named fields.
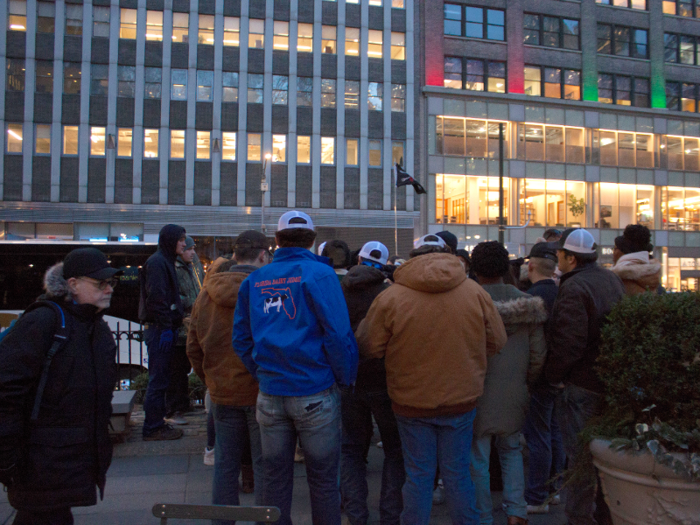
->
xmin=435 ymin=231 xmax=458 ymax=253
xmin=63 ymin=248 xmax=123 ymax=280
xmin=526 ymin=242 xmax=558 ymax=263
xmin=234 ymin=230 xmax=270 ymax=250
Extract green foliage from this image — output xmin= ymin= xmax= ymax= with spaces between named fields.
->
xmin=129 ymin=371 xmax=207 ymax=404
xmin=568 ymin=194 xmax=585 ymax=217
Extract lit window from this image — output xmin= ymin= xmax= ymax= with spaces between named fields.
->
xmin=224 ymin=17 xmax=240 ymax=46
xmin=298 ymin=23 xmax=313 ymax=53
xmin=393 ymin=0 xmax=405 ymax=7
xmin=248 ymin=133 xmax=262 ymax=161
xmin=274 ymin=21 xmax=289 ymax=50
xmin=146 ymin=11 xmax=163 ymax=41
xmin=298 ymin=136 xmax=311 ymax=163
xmin=249 ymin=19 xmax=265 ymax=49
xmin=391 ymin=84 xmax=405 ymax=112
xmin=444 ymin=57 xmax=462 ymax=89
xmin=368 ymin=82 xmax=383 ymax=111
xmin=172 ymin=13 xmax=189 ymax=43
xmin=63 ymin=126 xmax=79 ymax=155
xmin=346 ymin=28 xmax=360 ymax=55
xmin=391 ymin=32 xmax=405 ymax=60
xmin=197 ymin=70 xmax=213 ymax=101
xmin=171 ymin=130 xmax=185 ymax=158
xmin=65 ymin=4 xmax=82 ymax=35
xmin=145 ymin=68 xmax=162 ymax=99
xmin=197 ymin=131 xmax=210 ymax=160
xmin=120 ymin=8 xmax=137 ymax=39
xmin=223 ymin=72 xmax=239 ymax=102
xmin=273 ymin=135 xmax=287 ymax=162
xmin=37 ymin=2 xmax=55 ymax=33
xmin=6 ymin=59 xmax=25 ymax=92
xmin=392 ymin=141 xmax=404 ymax=166
xmin=144 ymin=129 xmax=159 ymax=158
xmin=35 ymin=124 xmax=51 ymax=154
xmin=93 ymin=7 xmax=110 ymax=38
xmin=199 ymin=15 xmax=214 ymax=45
xmin=118 ymin=128 xmax=132 ymax=157
xmin=171 ymin=69 xmax=187 ymax=100
xmin=63 ymin=62 xmax=81 ymax=94
xmin=524 ymin=66 xmax=541 ymax=96
xmin=322 ymin=26 xmax=336 ymax=54
xmin=370 ymin=0 xmax=382 ymax=5
xmin=6 ymin=124 xmax=23 ymax=153
xmin=369 ymin=139 xmax=382 ymax=166
xmin=272 ymin=75 xmax=288 ymax=105
xmin=91 ymin=127 xmax=106 ymax=156
xmin=297 ymin=77 xmax=313 ymax=106
xmin=222 ymin=132 xmax=236 ymax=161
xmin=346 ymin=139 xmax=359 ymax=166
xmin=368 ymin=30 xmax=383 ymax=58
xmin=321 ymin=137 xmax=335 ymax=164
xmin=248 ymin=74 xmax=264 ymax=104
xmin=322 ymin=79 xmax=336 ymax=108
xmin=118 ymin=66 xmax=135 ymax=97
xmin=91 ymin=64 xmax=109 ymax=96
xmin=345 ymin=81 xmax=360 ymax=108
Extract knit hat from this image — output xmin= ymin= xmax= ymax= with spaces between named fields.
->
xmin=615 ymin=224 xmax=653 ymax=254
xmin=184 ymin=236 xmax=195 ymax=250
xmin=471 ymin=241 xmax=510 ymax=279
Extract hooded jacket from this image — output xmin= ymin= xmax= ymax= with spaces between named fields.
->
xmin=475 ymin=284 xmax=547 ymax=438
xmin=187 ymin=266 xmax=259 ymax=406
xmin=0 ymin=264 xmax=116 ymax=511
xmin=232 ymin=247 xmax=359 ymax=396
xmin=611 ymin=251 xmax=662 ymax=296
xmin=138 ymin=225 xmax=185 ymax=328
xmin=356 ymin=253 xmax=508 ymax=417
xmin=175 ymin=257 xmax=202 ymax=344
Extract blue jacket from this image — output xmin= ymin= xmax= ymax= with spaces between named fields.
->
xmin=232 ymin=247 xmax=359 ymax=396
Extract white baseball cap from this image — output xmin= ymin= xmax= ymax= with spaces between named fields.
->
xmin=359 ymin=241 xmax=389 ymax=266
xmin=413 ymin=234 xmax=446 ymax=250
xmin=278 ymin=210 xmax=314 ymax=231
xmin=317 ymin=241 xmax=327 ymax=255
xmin=559 ymin=228 xmax=597 ymax=254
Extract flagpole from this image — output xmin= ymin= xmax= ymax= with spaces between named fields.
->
xmin=393 ymin=166 xmax=398 ymax=256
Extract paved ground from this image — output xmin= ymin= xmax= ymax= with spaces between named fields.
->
xmin=0 ymin=407 xmax=567 ymax=525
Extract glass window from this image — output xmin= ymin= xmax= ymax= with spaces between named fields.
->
xmin=223 ymin=72 xmax=239 ymax=102
xmin=634 ymin=78 xmax=650 ymax=107
xmin=444 ymin=3 xmax=462 ymax=36
xmin=564 ymin=70 xmax=581 ymax=101
xmin=248 ymin=133 xmax=261 ymax=161
xmin=444 ymin=57 xmax=462 ymax=89
xmin=521 ymin=124 xmax=544 ymax=160
xmin=345 ymin=81 xmax=360 ymax=108
xmin=248 ymin=74 xmax=264 ymax=104
xmin=274 ymin=21 xmax=289 ymax=50
xmin=600 ymin=131 xmax=617 ymax=165
xmin=63 ymin=62 xmax=81 ymax=94
xmin=322 ymin=26 xmax=336 ymax=54
xmin=6 ymin=124 xmax=23 ymax=153
xmin=117 ymin=128 xmax=132 ymax=157
xmin=298 ymin=23 xmax=313 ymax=52
xmin=543 ymin=16 xmax=560 ymax=47
xmin=93 ymin=7 xmax=110 ymax=38
xmin=566 ymin=128 xmax=585 ymax=163
xmin=198 ymin=14 xmax=214 ymax=45
xmin=524 ymin=66 xmax=541 ymax=96
xmin=544 ymin=68 xmax=561 ymax=98
xmin=466 ymin=119 xmax=487 ymax=157
xmin=172 ymin=13 xmax=189 ymax=43
xmin=440 ymin=118 xmax=465 ymax=156
xmin=664 ymin=33 xmax=678 ymax=63
xmin=437 ymin=176 xmax=510 ymax=225
xmin=9 ymin=0 xmax=26 ymax=31
xmin=146 ymin=11 xmax=163 ymax=41
xmin=297 ymin=77 xmax=313 ymax=106
xmin=197 ymin=131 xmax=210 ymax=160
xmin=346 ymin=139 xmax=359 ymax=166
xmin=197 ymin=70 xmax=213 ymax=101
xmin=119 ymin=8 xmax=136 ymax=39
xmin=368 ymin=30 xmax=383 ymax=58
xmin=488 ymin=62 xmax=506 ymax=93
xmin=224 ymin=17 xmax=240 ymax=46
xmin=369 ymin=139 xmax=382 ymax=166
xmin=272 ymin=75 xmax=288 ymax=105
xmin=145 ymin=67 xmax=162 ymax=99
xmin=6 ymin=59 xmax=25 ymax=92
xmin=467 ymin=7 xmax=484 ymax=38
xmin=91 ymin=64 xmax=109 ymax=95
xmin=63 ymin=126 xmax=79 ymax=155
xmin=249 ymin=19 xmax=265 ymax=48
xmin=171 ymin=130 xmax=185 ymax=158
xmin=465 ymin=59 xmax=484 ymax=91
xmin=523 ymin=14 xmax=539 ymax=45
xmin=65 ymin=4 xmax=82 ymax=35
xmin=37 ymin=2 xmax=55 ymax=33
xmin=90 ymin=127 xmax=106 ymax=156
xmin=298 ymin=136 xmax=311 ymax=163
xmin=171 ymin=69 xmax=187 ymax=100
xmin=368 ymin=82 xmax=383 ymax=111
xmin=391 ymin=32 xmax=405 ymax=60
xmin=321 ymin=137 xmax=335 ymax=164
xmin=545 ymin=126 xmax=564 ymax=163
xmin=681 ymin=83 xmax=696 ymax=112
xmin=118 ymin=66 xmax=135 ymax=97
xmin=487 ymin=9 xmax=505 ymax=40
xmin=598 ymin=74 xmax=614 ymax=103
xmin=272 ymin=135 xmax=286 ymax=162
xmin=221 ymin=132 xmax=236 ymax=161
xmin=392 ymin=141 xmax=404 ymax=167
xmin=391 ymin=84 xmax=406 ymax=112
xmin=144 ymin=129 xmax=159 ymax=158
xmin=346 ymin=28 xmax=360 ymax=55
xmin=321 ymin=79 xmax=336 ymax=108
xmin=35 ymin=124 xmax=51 ymax=154
xmin=562 ymin=19 xmax=580 ymax=50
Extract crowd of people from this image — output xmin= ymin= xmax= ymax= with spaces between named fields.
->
xmin=0 ymin=211 xmax=664 ymax=525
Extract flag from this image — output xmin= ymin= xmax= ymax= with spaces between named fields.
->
xmin=395 ymin=164 xmax=426 ymax=194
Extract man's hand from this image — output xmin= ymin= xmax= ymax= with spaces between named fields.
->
xmin=159 ymin=329 xmax=174 ymax=352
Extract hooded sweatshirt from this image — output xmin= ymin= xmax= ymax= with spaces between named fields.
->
xmin=356 ymin=253 xmax=508 ymax=417
xmin=187 ymin=265 xmax=259 ymax=406
xmin=611 ymin=251 xmax=662 ymax=296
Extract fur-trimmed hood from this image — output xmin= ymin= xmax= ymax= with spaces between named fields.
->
xmin=494 ymin=295 xmax=548 ymax=326
xmin=611 ymin=251 xmax=661 ymax=292
xmin=43 ymin=262 xmax=72 ymax=299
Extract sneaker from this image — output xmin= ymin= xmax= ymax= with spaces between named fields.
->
xmin=551 ymin=494 xmax=561 ymax=505
xmin=432 ymin=484 xmax=445 ymax=505
xmin=203 ymin=447 xmax=215 ymax=466
xmin=143 ymin=424 xmax=184 ymax=441
xmin=376 ymin=441 xmax=383 ymax=448
xmin=164 ymin=411 xmax=188 ymax=425
xmin=526 ymin=503 xmax=549 ymax=514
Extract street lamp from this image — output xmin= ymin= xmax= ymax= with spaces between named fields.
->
xmin=261 ymin=153 xmax=272 ymax=234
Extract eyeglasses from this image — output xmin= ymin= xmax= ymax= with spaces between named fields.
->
xmin=80 ymin=277 xmax=119 ymax=291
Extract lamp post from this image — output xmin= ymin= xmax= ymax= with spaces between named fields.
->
xmin=261 ymin=153 xmax=272 ymax=234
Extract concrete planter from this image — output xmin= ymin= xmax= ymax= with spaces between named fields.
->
xmin=590 ymin=438 xmax=700 ymax=525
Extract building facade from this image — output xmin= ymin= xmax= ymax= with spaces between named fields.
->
xmin=419 ymin=0 xmax=700 ymax=291
xmin=0 ymin=0 xmax=419 ymax=258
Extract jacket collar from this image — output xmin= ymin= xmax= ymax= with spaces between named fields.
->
xmin=560 ymin=261 xmax=597 ymax=286
xmin=231 ymin=264 xmax=259 ymax=275
xmin=272 ymin=247 xmax=332 ymax=266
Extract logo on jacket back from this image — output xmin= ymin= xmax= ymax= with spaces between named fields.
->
xmin=261 ymin=287 xmax=297 ymax=319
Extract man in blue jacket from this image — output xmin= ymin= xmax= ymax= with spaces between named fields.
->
xmin=233 ymin=211 xmax=358 ymax=525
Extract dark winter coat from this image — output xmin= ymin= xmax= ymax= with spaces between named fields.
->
xmin=175 ymin=257 xmax=202 ymax=345
xmin=342 ymin=264 xmax=390 ymax=391
xmin=0 ymin=264 xmax=116 ymax=511
xmin=545 ymin=263 xmax=626 ymax=393
xmin=526 ymin=279 xmax=558 ymax=317
xmin=138 ymin=224 xmax=185 ymax=328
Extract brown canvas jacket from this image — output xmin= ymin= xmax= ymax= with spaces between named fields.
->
xmin=356 ymin=253 xmax=507 ymax=417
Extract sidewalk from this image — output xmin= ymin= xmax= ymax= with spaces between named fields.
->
xmin=0 ymin=407 xmax=567 ymax=525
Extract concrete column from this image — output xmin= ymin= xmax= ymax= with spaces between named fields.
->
xmin=506 ymin=0 xmax=524 ymax=95
xmin=236 ymin=0 xmax=250 ymax=206
xmin=211 ymin=0 xmax=224 ymax=206
xmin=22 ymin=0 xmax=37 ymax=201
xmin=581 ymin=0 xmax=599 ymax=101
xmin=287 ymin=0 xmax=299 ymax=207
xmin=78 ymin=1 xmax=94 ymax=202
xmin=50 ymin=0 xmax=66 ymax=202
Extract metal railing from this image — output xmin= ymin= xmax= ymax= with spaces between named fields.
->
xmin=112 ymin=322 xmax=146 ymax=391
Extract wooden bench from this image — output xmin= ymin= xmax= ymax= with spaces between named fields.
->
xmin=110 ymin=389 xmax=137 ymax=442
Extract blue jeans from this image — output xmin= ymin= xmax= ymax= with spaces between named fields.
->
xmin=395 ymin=411 xmax=478 ymax=525
xmin=256 ymin=385 xmax=342 ymax=525
xmin=470 ymin=432 xmax=527 ymax=524
xmin=522 ymin=386 xmax=566 ymax=505
xmin=340 ymin=387 xmax=404 ymax=525
xmin=143 ymin=325 xmax=173 ymax=435
xmin=212 ymin=403 xmax=264 ymax=525
xmin=556 ymin=384 xmax=602 ymax=525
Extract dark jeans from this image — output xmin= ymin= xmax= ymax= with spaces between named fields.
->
xmin=522 ymin=386 xmax=566 ymax=505
xmin=166 ymin=344 xmax=191 ymax=416
xmin=13 ymin=509 xmax=73 ymax=525
xmin=143 ymin=325 xmax=173 ymax=435
xmin=340 ymin=387 xmax=404 ymax=525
